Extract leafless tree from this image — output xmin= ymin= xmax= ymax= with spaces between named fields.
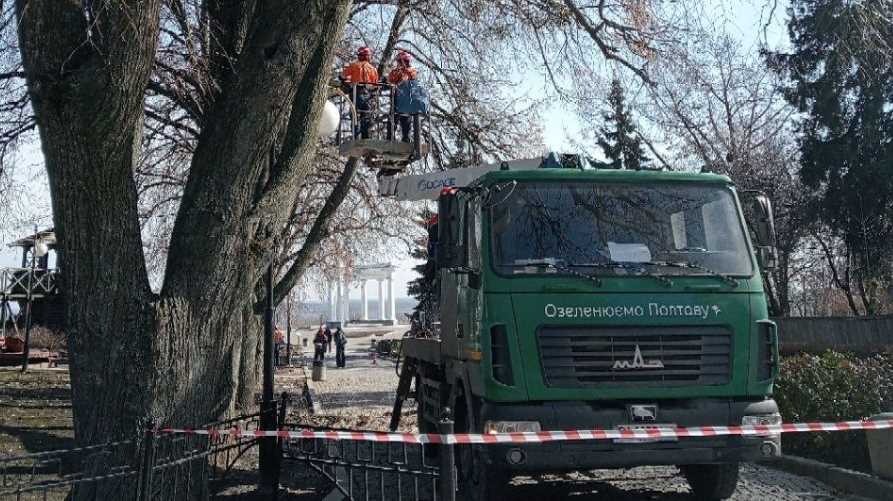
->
xmin=576 ymin=26 xmax=811 ymax=316
xmin=17 ymin=5 xmax=354 ymax=500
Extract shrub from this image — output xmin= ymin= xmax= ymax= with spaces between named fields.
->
xmin=775 ymin=351 xmax=893 ymax=471
xmin=25 ymin=326 xmax=67 ymax=351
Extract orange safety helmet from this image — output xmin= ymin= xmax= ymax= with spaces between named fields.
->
xmin=357 ymin=46 xmax=372 ymax=61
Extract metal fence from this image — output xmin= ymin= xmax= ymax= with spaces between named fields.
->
xmin=281 ymin=402 xmax=456 ymax=501
xmin=0 ymin=439 xmax=138 ymax=500
xmin=0 ymin=396 xmax=457 ymax=501
xmin=0 ymin=410 xmax=264 ymax=501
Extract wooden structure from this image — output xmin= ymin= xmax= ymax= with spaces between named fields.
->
xmin=0 ymin=228 xmax=63 ymax=339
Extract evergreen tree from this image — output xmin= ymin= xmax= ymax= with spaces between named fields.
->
xmin=596 ymin=79 xmax=650 ymax=170
xmin=766 ymin=0 xmax=893 ymax=314
xmin=406 ymin=208 xmax=438 ymax=328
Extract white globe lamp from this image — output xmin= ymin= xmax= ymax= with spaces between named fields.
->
xmin=33 ymin=240 xmax=49 ymax=258
xmin=317 ymin=101 xmax=340 ymax=138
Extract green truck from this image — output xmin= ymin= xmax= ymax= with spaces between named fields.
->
xmin=388 ymin=157 xmax=782 ymax=500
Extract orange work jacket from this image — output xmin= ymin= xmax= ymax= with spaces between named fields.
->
xmin=388 ymin=66 xmax=418 ymax=84
xmin=341 ymin=61 xmax=379 ymax=85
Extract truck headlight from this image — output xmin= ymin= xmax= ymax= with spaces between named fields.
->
xmin=742 ymin=413 xmax=782 ymax=426
xmin=483 ymin=421 xmax=541 ymax=434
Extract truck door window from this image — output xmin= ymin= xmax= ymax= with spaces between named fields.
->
xmin=466 ymin=201 xmax=482 ymax=270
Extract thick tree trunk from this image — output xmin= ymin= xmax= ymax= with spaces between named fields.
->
xmin=155 ymin=0 xmax=352 ymax=425
xmin=236 ymin=302 xmax=264 ymax=411
xmin=16 ymin=0 xmax=162 ymax=443
xmin=17 ymin=1 xmax=353 ymax=499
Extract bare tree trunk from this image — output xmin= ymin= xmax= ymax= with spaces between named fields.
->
xmin=16 ymin=0 xmax=162 ymax=443
xmin=237 ymin=302 xmax=263 ymax=411
xmin=813 ymin=230 xmax=861 ymax=316
xmin=17 ymin=1 xmax=353 ymax=499
xmin=775 ymin=247 xmax=793 ymax=317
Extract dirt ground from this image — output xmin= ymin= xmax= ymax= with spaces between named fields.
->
xmin=0 ymin=366 xmax=334 ymax=500
xmin=0 ymin=368 xmax=74 ymax=457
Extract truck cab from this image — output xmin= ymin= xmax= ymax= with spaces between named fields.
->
xmin=399 ymin=165 xmax=781 ymax=500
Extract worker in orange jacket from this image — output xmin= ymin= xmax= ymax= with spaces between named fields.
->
xmin=387 ymin=51 xmax=418 ymax=142
xmin=341 ymin=47 xmax=379 ymax=139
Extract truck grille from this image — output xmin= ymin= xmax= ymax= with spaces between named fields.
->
xmin=537 ymin=326 xmax=732 ymax=387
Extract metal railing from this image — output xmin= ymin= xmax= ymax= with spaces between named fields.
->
xmin=281 ymin=400 xmax=456 ymax=501
xmin=0 ymin=440 xmax=139 ymax=500
xmin=0 ymin=397 xmax=458 ymax=501
xmin=334 ymin=83 xmax=430 ymax=165
xmin=0 ymin=410 xmax=264 ymax=501
xmin=0 ymin=268 xmax=59 ymax=298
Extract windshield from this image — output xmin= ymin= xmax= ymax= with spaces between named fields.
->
xmin=490 ymin=182 xmax=753 ymax=276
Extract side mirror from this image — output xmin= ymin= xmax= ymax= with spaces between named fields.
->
xmin=750 ymin=194 xmax=778 ymax=271
xmin=751 ymin=195 xmax=776 ymax=247
xmin=756 ymin=246 xmax=778 ymax=271
xmin=437 ymin=191 xmax=467 ymax=269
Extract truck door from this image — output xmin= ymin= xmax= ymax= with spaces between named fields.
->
xmin=437 ymin=192 xmax=465 ymax=360
xmin=439 ymin=270 xmax=463 ymax=360
xmin=437 ymin=193 xmax=482 ymax=361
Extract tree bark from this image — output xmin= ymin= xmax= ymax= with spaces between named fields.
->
xmin=16 ymin=1 xmax=353 ymax=498
xmin=270 ymin=158 xmax=360 ymax=307
xmin=16 ymin=0 xmax=162 ymax=442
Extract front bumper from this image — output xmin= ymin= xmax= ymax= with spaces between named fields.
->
xmin=479 ymin=398 xmax=780 ymax=472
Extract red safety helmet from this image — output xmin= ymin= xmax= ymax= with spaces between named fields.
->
xmin=357 ymin=46 xmax=372 ymax=61
xmin=397 ymin=50 xmax=412 ymax=65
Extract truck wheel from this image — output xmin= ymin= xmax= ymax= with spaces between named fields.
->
xmin=415 ymin=375 xmax=435 ymax=433
xmin=680 ymin=463 xmax=740 ymax=501
xmin=456 ymin=398 xmax=509 ymax=501
xmin=457 ymin=444 xmax=509 ymax=501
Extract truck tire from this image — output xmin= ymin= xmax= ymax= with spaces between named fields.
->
xmin=456 ymin=397 xmax=510 ymax=501
xmin=457 ymin=444 xmax=509 ymax=501
xmin=680 ymin=463 xmax=740 ymax=501
xmin=415 ymin=374 xmax=435 ymax=433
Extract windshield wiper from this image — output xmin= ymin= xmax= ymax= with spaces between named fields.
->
xmin=569 ymin=261 xmax=673 ymax=287
xmin=645 ymin=261 xmax=739 ymax=288
xmin=506 ymin=259 xmax=602 ymax=287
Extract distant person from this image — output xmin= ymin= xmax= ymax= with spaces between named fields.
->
xmin=313 ymin=328 xmax=327 ymax=365
xmin=334 ymin=327 xmax=348 ymax=368
xmin=274 ymin=327 xmax=285 ymax=366
xmin=324 ymin=325 xmax=333 ymax=353
xmin=387 ymin=51 xmax=420 ymax=143
xmin=341 ymin=46 xmax=379 ymax=139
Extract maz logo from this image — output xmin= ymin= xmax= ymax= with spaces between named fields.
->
xmin=612 ymin=345 xmax=665 ymax=370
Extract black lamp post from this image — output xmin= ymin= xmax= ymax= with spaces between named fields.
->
xmin=259 ymin=262 xmax=279 ymax=495
xmin=286 ymin=293 xmax=292 ymax=366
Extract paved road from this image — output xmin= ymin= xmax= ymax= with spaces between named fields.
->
xmin=291 ymin=342 xmax=867 ymax=501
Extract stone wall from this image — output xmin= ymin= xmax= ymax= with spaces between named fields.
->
xmin=775 ymin=316 xmax=893 ymax=355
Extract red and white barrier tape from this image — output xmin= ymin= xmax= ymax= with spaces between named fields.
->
xmin=158 ymin=419 xmax=893 ymax=445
